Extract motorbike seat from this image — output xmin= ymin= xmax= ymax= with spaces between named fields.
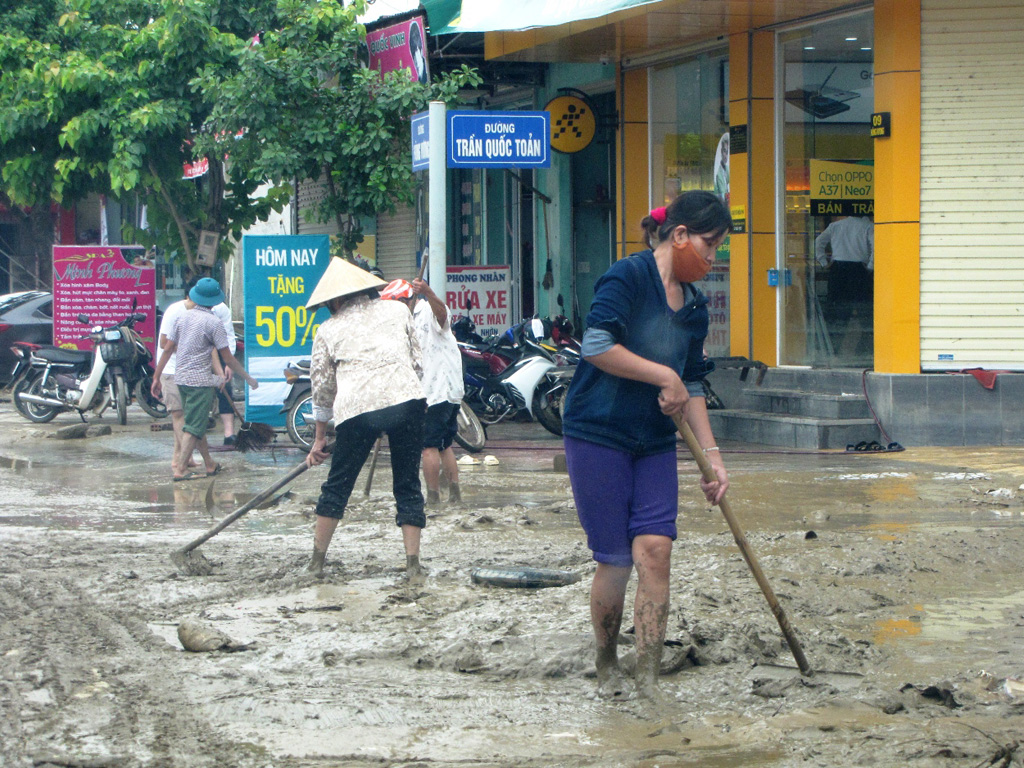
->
xmin=296 ymin=359 xmax=310 ymax=371
xmin=34 ymin=347 xmax=93 ymax=365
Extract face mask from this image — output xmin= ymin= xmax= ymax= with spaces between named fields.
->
xmin=672 ymin=239 xmax=712 ymax=283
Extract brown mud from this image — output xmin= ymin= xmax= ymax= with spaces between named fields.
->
xmin=1 ymin=406 xmax=1023 ymax=767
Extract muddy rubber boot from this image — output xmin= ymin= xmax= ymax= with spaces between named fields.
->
xmin=307 ymin=549 xmax=326 ymax=577
xmin=448 ymin=483 xmax=462 ymax=503
xmin=426 ymin=488 xmax=441 ymax=506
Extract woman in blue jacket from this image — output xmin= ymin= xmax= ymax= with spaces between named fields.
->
xmin=562 ymin=189 xmax=731 ymax=701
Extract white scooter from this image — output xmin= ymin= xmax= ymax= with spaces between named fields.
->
xmin=14 ymin=310 xmax=151 ymax=425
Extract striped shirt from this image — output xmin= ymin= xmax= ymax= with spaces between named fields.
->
xmin=168 ymin=306 xmax=230 ymax=388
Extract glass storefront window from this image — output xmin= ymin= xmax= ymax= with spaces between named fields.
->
xmin=649 ymin=50 xmax=731 ymax=356
xmin=778 ymin=12 xmax=874 ymax=367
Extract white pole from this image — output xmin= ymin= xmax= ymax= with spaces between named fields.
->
xmin=428 ymin=101 xmax=447 ymax=302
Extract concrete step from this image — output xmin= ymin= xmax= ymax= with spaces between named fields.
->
xmin=708 ymin=409 xmax=881 ymax=450
xmin=758 ymin=368 xmax=868 ymax=395
xmin=742 ymin=388 xmax=871 ymax=419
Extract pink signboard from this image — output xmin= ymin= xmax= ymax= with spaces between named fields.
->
xmin=52 ymin=245 xmax=158 ymax=358
xmin=365 ymin=15 xmax=429 ymax=84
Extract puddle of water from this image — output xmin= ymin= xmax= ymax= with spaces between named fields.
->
xmin=874 ymin=590 xmax=1024 ymax=647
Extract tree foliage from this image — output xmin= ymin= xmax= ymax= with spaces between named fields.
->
xmin=0 ymin=0 xmax=479 ymax=268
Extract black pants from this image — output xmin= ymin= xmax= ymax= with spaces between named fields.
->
xmin=315 ymin=399 xmax=426 ymax=528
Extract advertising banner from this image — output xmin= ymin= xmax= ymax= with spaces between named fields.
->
xmin=366 ymin=14 xmax=429 ymax=84
xmin=52 ymin=245 xmax=157 ymax=358
xmin=809 ymin=159 xmax=874 ymax=217
xmin=242 ymin=234 xmax=331 ymax=426
xmin=446 ymin=265 xmax=512 ymax=339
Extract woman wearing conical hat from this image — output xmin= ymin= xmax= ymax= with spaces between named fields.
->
xmin=303 ymin=258 xmax=428 ymax=580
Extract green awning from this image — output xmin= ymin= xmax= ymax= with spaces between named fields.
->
xmin=422 ymin=0 xmax=660 ymax=35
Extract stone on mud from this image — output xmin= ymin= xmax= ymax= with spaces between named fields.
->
xmin=177 ymin=617 xmax=252 ymax=653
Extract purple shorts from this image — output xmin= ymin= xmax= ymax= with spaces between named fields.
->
xmin=563 ymin=436 xmax=678 ymax=567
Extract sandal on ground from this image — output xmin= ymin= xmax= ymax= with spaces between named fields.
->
xmin=205 ymin=463 xmax=223 ymax=478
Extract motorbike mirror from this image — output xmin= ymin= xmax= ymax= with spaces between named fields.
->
xmin=529 ymin=317 xmax=546 ymax=341
xmin=133 ymin=313 xmax=146 ymax=323
xmin=77 ymin=314 xmax=90 ymax=324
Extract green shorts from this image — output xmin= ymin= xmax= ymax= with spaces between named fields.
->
xmin=179 ymin=384 xmax=215 ymax=438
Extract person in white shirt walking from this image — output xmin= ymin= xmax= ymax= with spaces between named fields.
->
xmin=382 ymin=277 xmax=465 ymax=505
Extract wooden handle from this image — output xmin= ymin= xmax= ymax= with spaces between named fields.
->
xmin=672 ymin=413 xmax=813 ymax=676
xmin=176 ymin=442 xmax=335 ymax=556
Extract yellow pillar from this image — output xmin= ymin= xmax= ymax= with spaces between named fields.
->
xmin=728 ymin=30 xmax=777 ymax=365
xmin=617 ymin=66 xmax=649 ymax=260
xmin=873 ymin=0 xmax=921 ymax=373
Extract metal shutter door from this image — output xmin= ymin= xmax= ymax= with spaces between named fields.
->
xmin=375 ymin=205 xmax=417 ymax=281
xmin=920 ymin=0 xmax=1024 ymax=369
xmin=296 ymin=174 xmax=338 ymax=237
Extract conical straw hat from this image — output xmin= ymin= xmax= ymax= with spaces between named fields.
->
xmin=306 ymin=257 xmax=387 ymax=309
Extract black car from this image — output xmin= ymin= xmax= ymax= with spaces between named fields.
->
xmin=0 ymin=291 xmax=53 ymax=385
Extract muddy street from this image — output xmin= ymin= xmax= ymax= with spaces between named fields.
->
xmin=1 ymin=405 xmax=1023 ymax=768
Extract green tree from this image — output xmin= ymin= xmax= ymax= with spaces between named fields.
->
xmin=0 ymin=0 xmax=478 ymax=272
xmin=194 ymin=0 xmax=477 ymax=255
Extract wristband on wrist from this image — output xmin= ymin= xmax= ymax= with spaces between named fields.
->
xmin=703 ymin=446 xmax=720 ymax=454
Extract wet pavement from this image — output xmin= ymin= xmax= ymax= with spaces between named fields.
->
xmin=1 ymin=398 xmax=1024 ymax=767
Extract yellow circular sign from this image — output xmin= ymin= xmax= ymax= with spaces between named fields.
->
xmin=545 ymin=95 xmax=596 ymax=154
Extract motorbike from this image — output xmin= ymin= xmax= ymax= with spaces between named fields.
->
xmin=13 ymin=308 xmax=165 ymax=425
xmin=457 ymin=316 xmax=564 ymax=436
xmin=279 ymin=358 xmax=488 ymax=454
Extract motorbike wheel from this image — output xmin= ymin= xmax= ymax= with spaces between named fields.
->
xmin=532 ymin=385 xmax=564 ymax=437
xmin=134 ymin=376 xmax=168 ymax=419
xmin=16 ymin=375 xmax=61 ymax=423
xmin=114 ymin=374 xmax=128 ymax=425
xmin=11 ymin=373 xmax=37 ymax=419
xmin=286 ymin=393 xmax=316 ymax=451
xmin=454 ymin=400 xmax=487 ymax=453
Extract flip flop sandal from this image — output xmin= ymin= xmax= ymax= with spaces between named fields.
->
xmin=864 ymin=441 xmax=884 ymax=451
xmin=173 ymin=473 xmax=196 ymax=482
xmin=886 ymin=442 xmax=905 ymax=452
xmin=205 ymin=463 xmax=223 ymax=478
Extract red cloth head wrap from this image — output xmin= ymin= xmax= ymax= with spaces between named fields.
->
xmin=650 ymin=207 xmax=667 ymax=225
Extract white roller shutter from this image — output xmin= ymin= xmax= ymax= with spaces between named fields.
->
xmin=920 ymin=0 xmax=1024 ymax=370
xmin=376 ymin=205 xmax=417 ymax=281
xmin=295 ymin=173 xmax=339 ymax=237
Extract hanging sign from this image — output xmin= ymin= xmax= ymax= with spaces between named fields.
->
xmin=545 ymin=95 xmax=596 ymax=154
xmin=365 ymin=14 xmax=429 ymax=84
xmin=447 ymin=110 xmax=551 ymax=169
xmin=242 ymin=234 xmax=331 ymax=426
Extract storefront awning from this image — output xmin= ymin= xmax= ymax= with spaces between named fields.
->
xmin=422 ymin=0 xmax=660 ymax=35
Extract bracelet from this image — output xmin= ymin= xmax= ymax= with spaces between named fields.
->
xmin=702 ymin=446 xmax=720 ymax=454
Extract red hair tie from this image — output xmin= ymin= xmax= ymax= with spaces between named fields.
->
xmin=650 ymin=207 xmax=667 ymax=225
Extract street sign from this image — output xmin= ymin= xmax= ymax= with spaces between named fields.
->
xmin=411 ymin=111 xmax=429 ymax=171
xmin=447 ymin=110 xmax=551 ymax=169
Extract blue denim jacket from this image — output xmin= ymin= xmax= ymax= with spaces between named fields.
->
xmin=562 ymin=250 xmax=713 ymax=456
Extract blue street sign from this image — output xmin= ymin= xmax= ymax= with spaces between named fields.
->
xmin=411 ymin=111 xmax=429 ymax=172
xmin=447 ymin=110 xmax=551 ymax=169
